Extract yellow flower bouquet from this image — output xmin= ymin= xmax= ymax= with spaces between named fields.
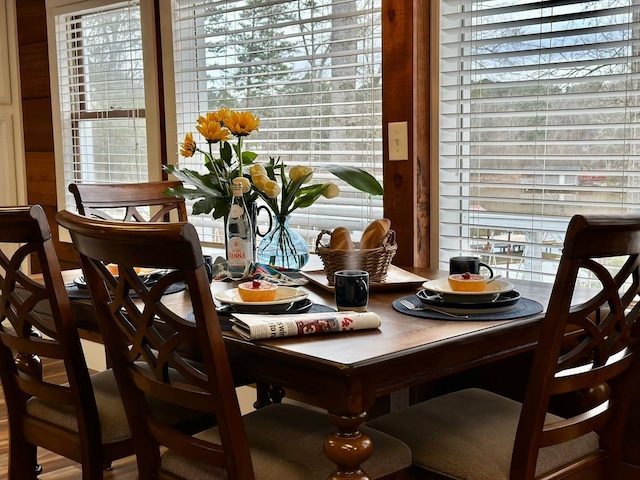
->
xmin=164 ymin=107 xmax=384 ymax=268
xmin=163 ymin=108 xmax=261 ymax=219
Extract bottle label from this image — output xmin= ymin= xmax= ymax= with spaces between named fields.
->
xmin=227 ymin=236 xmax=251 ymax=267
xmin=229 ymin=205 xmax=244 ymax=218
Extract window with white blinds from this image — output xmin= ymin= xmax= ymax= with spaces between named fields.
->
xmin=440 ymin=0 xmax=640 ymax=283
xmin=49 ymin=0 xmax=148 ymax=212
xmin=170 ymin=0 xmax=383 ymax=246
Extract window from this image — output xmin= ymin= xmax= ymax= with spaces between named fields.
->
xmin=48 ymin=0 xmax=149 ymax=212
xmin=440 ymin=0 xmax=640 ymax=282
xmin=168 ymin=0 xmax=383 ymax=246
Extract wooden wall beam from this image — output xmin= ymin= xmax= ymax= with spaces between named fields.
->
xmin=382 ymin=0 xmax=430 ymax=267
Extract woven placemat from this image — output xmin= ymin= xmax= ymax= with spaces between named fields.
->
xmin=66 ymin=281 xmax=186 ymax=300
xmin=392 ymin=295 xmax=543 ymax=321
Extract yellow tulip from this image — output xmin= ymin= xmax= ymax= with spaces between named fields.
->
xmin=252 ymin=174 xmax=270 ymax=191
xmin=250 ymin=163 xmax=268 ymax=177
xmin=225 ymin=111 xmax=260 ymax=137
xmin=322 ymin=183 xmax=340 ymax=199
xmin=289 ymin=165 xmax=313 ymax=183
xmin=263 ymin=180 xmax=281 ymax=199
xmin=233 ymin=176 xmax=251 ymax=193
xmin=179 ymin=133 xmax=196 ymax=157
xmin=196 ymin=113 xmax=231 ymax=143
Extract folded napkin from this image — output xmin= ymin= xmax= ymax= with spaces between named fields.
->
xmin=211 ymin=257 xmax=307 ymax=286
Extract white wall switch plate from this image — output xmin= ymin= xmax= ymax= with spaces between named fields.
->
xmin=388 ymin=121 xmax=408 ymax=161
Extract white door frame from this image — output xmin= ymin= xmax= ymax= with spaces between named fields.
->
xmin=0 ymin=0 xmax=26 ymax=207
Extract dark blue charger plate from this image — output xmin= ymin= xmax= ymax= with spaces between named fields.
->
xmin=393 ymin=294 xmax=543 ymax=321
xmin=66 ymin=280 xmax=185 ymax=300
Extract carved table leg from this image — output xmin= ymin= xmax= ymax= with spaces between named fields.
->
xmin=253 ymin=382 xmax=273 ymax=409
xmin=324 ymin=412 xmax=372 ymax=480
xmin=253 ymin=383 xmax=286 ymax=409
xmin=269 ymin=385 xmax=285 ymax=403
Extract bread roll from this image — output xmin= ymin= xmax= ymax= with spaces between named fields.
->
xmin=360 ymin=218 xmax=391 ymax=250
xmin=329 ymin=227 xmax=355 ymax=250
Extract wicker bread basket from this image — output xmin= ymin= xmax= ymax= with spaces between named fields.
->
xmin=315 ymin=229 xmax=397 ymax=285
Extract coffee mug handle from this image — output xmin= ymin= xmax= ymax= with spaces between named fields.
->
xmin=355 ymin=277 xmax=369 ymax=304
xmin=479 ymin=262 xmax=494 ymax=278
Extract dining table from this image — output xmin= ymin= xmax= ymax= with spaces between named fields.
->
xmin=53 ymin=262 xmax=574 ymax=480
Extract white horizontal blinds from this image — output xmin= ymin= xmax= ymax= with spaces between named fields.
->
xmin=440 ymin=0 xmax=640 ymax=283
xmin=53 ymin=0 xmax=148 ymax=212
xmin=172 ymin=0 xmax=383 ymax=245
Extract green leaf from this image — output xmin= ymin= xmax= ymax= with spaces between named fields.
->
xmin=220 ymin=141 xmax=233 ymax=164
xmin=281 ymin=175 xmax=308 ymax=213
xmin=211 ymin=197 xmax=231 ymax=219
xmin=242 ymin=150 xmax=258 ymax=163
xmin=294 ymin=188 xmax=323 ymax=209
xmin=163 ymin=164 xmax=230 ymax=218
xmin=326 ymin=165 xmax=383 ymax=196
xmin=192 ymin=197 xmax=216 ymax=216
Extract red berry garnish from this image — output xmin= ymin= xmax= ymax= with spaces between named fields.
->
xmin=462 ymin=272 xmax=471 ymax=279
xmin=252 ymin=279 xmax=261 ymax=289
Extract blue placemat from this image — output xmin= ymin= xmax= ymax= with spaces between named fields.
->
xmin=393 ymin=295 xmax=543 ymax=321
xmin=66 ymin=281 xmax=186 ymax=300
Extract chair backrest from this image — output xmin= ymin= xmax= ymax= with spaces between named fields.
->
xmin=56 ymin=210 xmax=255 ymax=479
xmin=69 ymin=181 xmax=188 ymax=222
xmin=0 ymin=205 xmax=107 ymax=462
xmin=512 ymin=214 xmax=640 ymax=477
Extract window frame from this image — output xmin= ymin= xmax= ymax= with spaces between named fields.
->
xmin=47 ymin=0 xmax=163 ymax=232
xmin=160 ymin=0 xmax=388 ymax=249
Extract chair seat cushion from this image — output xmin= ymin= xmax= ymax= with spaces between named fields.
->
xmin=26 ymin=369 xmax=131 ymax=444
xmin=26 ymin=368 xmax=211 ymax=444
xmin=161 ymin=403 xmax=412 ymax=480
xmin=366 ymin=388 xmax=600 ymax=480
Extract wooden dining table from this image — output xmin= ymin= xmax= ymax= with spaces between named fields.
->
xmin=56 ymin=263 xmax=565 ymax=479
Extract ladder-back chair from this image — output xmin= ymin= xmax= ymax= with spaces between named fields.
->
xmin=368 ymin=213 xmax=640 ymax=480
xmin=56 ymin=210 xmax=412 ymax=480
xmin=68 ymin=180 xmax=188 ymax=222
xmin=0 ymin=205 xmax=134 ymax=479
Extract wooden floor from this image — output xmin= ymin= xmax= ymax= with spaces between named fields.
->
xmin=0 ymin=358 xmax=139 ymax=479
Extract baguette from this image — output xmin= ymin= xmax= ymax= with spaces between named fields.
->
xmin=329 ymin=227 xmax=355 ymax=250
xmin=360 ymin=218 xmax=391 ymax=250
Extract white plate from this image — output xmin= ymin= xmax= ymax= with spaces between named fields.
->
xmin=214 ymin=286 xmax=308 ymax=306
xmin=421 ymin=278 xmax=515 ymax=303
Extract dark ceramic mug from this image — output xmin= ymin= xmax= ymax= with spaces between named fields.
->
xmin=449 ymin=256 xmax=494 ymax=278
xmin=334 ymin=270 xmax=369 ymax=312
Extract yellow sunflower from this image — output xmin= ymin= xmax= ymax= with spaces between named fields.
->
xmin=210 ymin=107 xmax=230 ymax=124
xmin=196 ymin=113 xmax=232 ymax=143
xmin=225 ymin=111 xmax=260 ymax=137
xmin=179 ymin=132 xmax=196 ymax=157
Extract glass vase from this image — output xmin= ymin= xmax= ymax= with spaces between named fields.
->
xmin=257 ymin=215 xmax=309 ymax=270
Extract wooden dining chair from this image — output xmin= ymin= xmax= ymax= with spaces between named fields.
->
xmin=0 ymin=205 xmax=135 ymax=479
xmin=367 ymin=213 xmax=640 ymax=480
xmin=68 ymin=180 xmax=188 ymax=222
xmin=56 ymin=209 xmax=412 ymax=480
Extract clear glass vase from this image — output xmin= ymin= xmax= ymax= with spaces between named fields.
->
xmin=257 ymin=215 xmax=309 ymax=270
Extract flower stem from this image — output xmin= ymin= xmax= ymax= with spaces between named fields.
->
xmin=208 ymin=142 xmax=226 ymax=194
xmin=237 ymin=136 xmax=244 ymax=179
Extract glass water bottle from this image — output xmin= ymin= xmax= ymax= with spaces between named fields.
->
xmin=225 ymin=178 xmax=254 ymax=276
